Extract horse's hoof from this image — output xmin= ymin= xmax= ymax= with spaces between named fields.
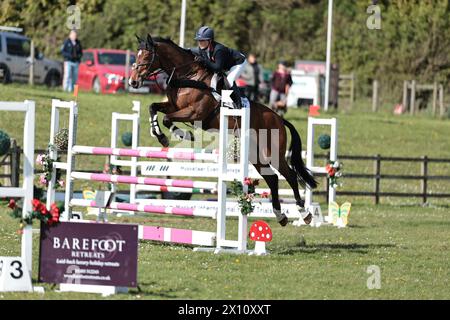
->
xmin=278 ymin=215 xmax=289 ymax=227
xmin=303 ymin=213 xmax=313 ymax=225
xmin=159 ymin=135 xmax=170 ymax=147
xmin=186 ymin=131 xmax=195 ymax=142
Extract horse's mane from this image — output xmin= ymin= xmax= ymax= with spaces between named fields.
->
xmin=151 ymin=36 xmax=211 ymax=77
xmin=153 ymin=36 xmax=194 ymax=58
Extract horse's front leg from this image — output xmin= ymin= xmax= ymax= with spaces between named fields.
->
xmin=149 ymin=102 xmax=175 ymax=147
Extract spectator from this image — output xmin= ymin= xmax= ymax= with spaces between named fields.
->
xmin=240 ymin=53 xmax=263 ymax=102
xmin=61 ymin=30 xmax=83 ymax=92
xmin=269 ymin=61 xmax=292 ymax=113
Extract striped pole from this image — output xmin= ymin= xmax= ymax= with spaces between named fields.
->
xmin=70 ymin=199 xmax=210 ymax=217
xmin=72 ymin=145 xmax=218 ymax=161
xmin=138 ymin=225 xmax=215 ymax=246
xmin=71 ymin=172 xmax=217 ymax=190
xmin=71 ymin=199 xmax=303 ymax=219
xmin=136 ymin=185 xmax=215 ymax=194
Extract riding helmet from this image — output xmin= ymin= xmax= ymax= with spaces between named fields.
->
xmin=195 ymin=26 xmax=214 ymax=41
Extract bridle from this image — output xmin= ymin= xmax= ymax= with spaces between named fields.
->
xmin=131 ymin=46 xmax=160 ymax=86
xmin=132 ymin=43 xmax=204 ymax=88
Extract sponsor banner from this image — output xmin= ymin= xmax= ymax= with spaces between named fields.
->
xmin=39 ymin=222 xmax=138 ymax=287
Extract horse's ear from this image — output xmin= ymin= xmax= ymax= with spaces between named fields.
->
xmin=147 ymin=33 xmax=154 ymax=47
xmin=135 ymin=34 xmax=142 ymax=43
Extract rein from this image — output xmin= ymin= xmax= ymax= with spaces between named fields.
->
xmin=134 ymin=48 xmax=200 ymax=82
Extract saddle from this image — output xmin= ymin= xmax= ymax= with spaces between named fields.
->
xmin=167 ymin=72 xmax=248 ymax=108
xmin=166 ymin=72 xmax=228 ymax=101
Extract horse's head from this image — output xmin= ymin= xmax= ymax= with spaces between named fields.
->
xmin=129 ymin=34 xmax=161 ymax=88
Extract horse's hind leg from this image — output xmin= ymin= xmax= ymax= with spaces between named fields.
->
xmin=253 ymin=163 xmax=289 ymax=227
xmin=277 ymin=158 xmax=312 ymax=224
xmin=164 ymin=121 xmax=195 ymax=143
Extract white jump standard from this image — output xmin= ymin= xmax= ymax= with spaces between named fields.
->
xmin=0 ymin=100 xmax=35 ymax=292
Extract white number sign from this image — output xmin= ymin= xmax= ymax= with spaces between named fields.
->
xmin=0 ymin=257 xmax=33 ymax=292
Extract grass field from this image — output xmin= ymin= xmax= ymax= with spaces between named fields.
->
xmin=0 ymin=83 xmax=449 ymax=299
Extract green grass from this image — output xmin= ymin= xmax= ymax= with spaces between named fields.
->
xmin=0 ymin=204 xmax=449 ymax=299
xmin=0 ymin=83 xmax=450 ymax=299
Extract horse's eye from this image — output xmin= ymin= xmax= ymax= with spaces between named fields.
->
xmin=132 ymin=63 xmax=137 ymax=69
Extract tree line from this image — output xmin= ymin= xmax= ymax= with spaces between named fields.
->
xmin=1 ymin=0 xmax=450 ymax=97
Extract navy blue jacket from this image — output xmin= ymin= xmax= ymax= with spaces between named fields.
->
xmin=191 ymin=41 xmax=245 ymax=73
xmin=61 ymin=39 xmax=83 ymax=63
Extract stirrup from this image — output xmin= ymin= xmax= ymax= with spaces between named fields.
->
xmin=211 ymin=91 xmax=221 ymax=102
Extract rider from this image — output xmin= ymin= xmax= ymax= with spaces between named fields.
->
xmin=191 ymin=26 xmax=248 ymax=108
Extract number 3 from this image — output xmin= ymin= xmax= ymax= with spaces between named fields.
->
xmin=10 ymin=260 xmax=23 ymax=279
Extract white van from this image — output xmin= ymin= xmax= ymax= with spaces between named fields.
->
xmin=286 ymin=70 xmax=325 ymax=108
xmin=0 ymin=30 xmax=62 ymax=86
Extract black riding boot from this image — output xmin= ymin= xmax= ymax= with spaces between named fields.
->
xmin=229 ymin=83 xmax=243 ymax=109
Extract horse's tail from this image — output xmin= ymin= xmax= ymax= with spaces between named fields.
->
xmin=283 ymin=119 xmax=318 ymax=189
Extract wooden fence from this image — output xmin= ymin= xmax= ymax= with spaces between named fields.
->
xmin=315 ymin=154 xmax=450 ymax=204
xmin=339 ymin=73 xmax=355 ymax=109
xmin=0 ymin=140 xmax=20 ymax=187
xmin=371 ymin=79 xmax=447 ymax=117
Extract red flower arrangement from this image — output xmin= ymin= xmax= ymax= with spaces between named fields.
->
xmin=325 ymin=160 xmax=343 ymax=188
xmin=260 ymin=191 xmax=270 ymax=198
xmin=8 ymin=199 xmax=60 ymax=228
xmin=230 ymin=178 xmax=260 ymax=215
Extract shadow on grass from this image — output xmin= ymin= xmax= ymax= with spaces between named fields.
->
xmin=367 ymin=118 xmax=401 ymax=125
xmin=401 ymin=220 xmax=450 ymax=227
xmin=346 ymin=224 xmax=366 ymax=228
xmin=130 ymin=281 xmax=193 ymax=299
xmin=380 ymin=203 xmax=450 ymax=209
xmin=277 ymin=242 xmax=396 ymax=255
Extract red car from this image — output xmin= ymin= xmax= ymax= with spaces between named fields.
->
xmin=78 ymin=48 xmax=166 ymax=94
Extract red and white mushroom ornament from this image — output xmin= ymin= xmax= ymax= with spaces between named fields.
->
xmin=249 ymin=221 xmax=272 ymax=255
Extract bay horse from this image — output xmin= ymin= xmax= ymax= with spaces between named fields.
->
xmin=129 ymin=34 xmax=317 ymax=226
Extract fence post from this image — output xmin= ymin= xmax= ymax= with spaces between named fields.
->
xmin=11 ymin=140 xmax=20 ymax=188
xmin=372 ymin=80 xmax=379 ymax=112
xmin=374 ymin=154 xmax=381 ymax=204
xmin=350 ymin=72 xmax=355 ymax=109
xmin=410 ymin=80 xmax=416 ymax=115
xmin=1 ymin=154 xmax=9 ymax=187
xmin=432 ymin=82 xmax=438 ymax=116
xmin=403 ymin=80 xmax=409 ymax=112
xmin=325 ymin=151 xmax=330 ymax=201
xmin=421 ymin=156 xmax=428 ymax=205
xmin=439 ymin=84 xmax=445 ymax=118
xmin=125 ymin=49 xmax=130 ymax=91
xmin=29 ymin=40 xmax=35 ymax=85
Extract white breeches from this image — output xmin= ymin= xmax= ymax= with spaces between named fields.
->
xmin=227 ymin=59 xmax=247 ymax=86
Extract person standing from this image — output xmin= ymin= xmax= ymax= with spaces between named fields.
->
xmin=61 ymin=29 xmax=82 ymax=92
xmin=269 ymin=61 xmax=293 ymax=112
xmin=240 ymin=53 xmax=263 ymax=102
